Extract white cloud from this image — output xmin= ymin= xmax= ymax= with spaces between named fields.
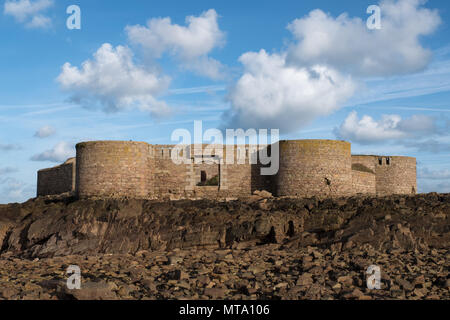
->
xmin=222 ymin=1 xmax=441 ymax=133
xmin=126 ymin=9 xmax=226 ymax=79
xmin=418 ymin=167 xmax=450 ymax=180
xmin=396 ymin=114 xmax=437 ymax=133
xmin=334 ymin=111 xmax=438 ymax=143
xmin=4 ymin=0 xmax=53 ymax=29
xmin=57 ymin=43 xmax=171 ymax=116
xmin=31 ymin=141 xmax=75 ymax=163
xmin=223 ymin=50 xmax=356 ymax=132
xmin=287 ymin=0 xmax=441 ymax=77
xmin=26 ymin=13 xmax=50 ymax=28
xmin=34 ymin=125 xmax=55 ymax=138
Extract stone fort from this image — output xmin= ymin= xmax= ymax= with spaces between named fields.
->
xmin=37 ymin=140 xmax=417 ymax=200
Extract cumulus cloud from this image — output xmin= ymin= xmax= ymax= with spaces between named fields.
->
xmin=287 ymin=0 xmax=441 ymax=76
xmin=30 ymin=141 xmax=75 ymax=163
xmin=223 ymin=50 xmax=356 ymax=132
xmin=222 ymin=0 xmax=441 ymax=132
xmin=3 ymin=0 xmax=53 ymax=29
xmin=57 ymin=43 xmax=171 ymax=116
xmin=334 ymin=111 xmax=438 ymax=143
xmin=126 ymin=9 xmax=226 ymax=79
xmin=34 ymin=125 xmax=55 ymax=138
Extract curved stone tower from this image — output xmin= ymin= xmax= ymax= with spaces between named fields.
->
xmin=76 ymin=141 xmax=152 ymax=198
xmin=276 ymin=140 xmax=353 ymax=197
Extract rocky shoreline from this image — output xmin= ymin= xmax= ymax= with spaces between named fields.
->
xmin=0 ymin=193 xmax=448 ymax=300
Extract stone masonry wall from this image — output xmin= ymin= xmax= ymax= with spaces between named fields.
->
xmin=351 ymin=155 xmax=377 ymax=172
xmin=37 ymin=158 xmax=75 ymax=197
xmin=36 ymin=140 xmax=418 ymax=199
xmin=276 ymin=140 xmax=353 ymax=198
xmin=153 ymin=145 xmax=190 ymax=199
xmin=376 ymin=156 xmax=417 ymax=196
xmin=150 ymin=144 xmax=273 ymax=200
xmin=352 ymin=155 xmax=417 ymax=196
xmin=351 ymin=170 xmax=376 ymax=195
xmin=76 ymin=141 xmax=151 ymax=198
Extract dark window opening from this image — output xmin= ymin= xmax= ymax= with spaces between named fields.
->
xmin=197 ymin=174 xmax=219 ymax=186
xmin=201 ymin=171 xmax=207 ymax=183
xmin=386 ymin=157 xmax=390 ymax=165
xmin=378 ymin=157 xmax=383 ymax=165
xmin=287 ymin=221 xmax=295 ymax=237
xmin=325 ymin=177 xmax=331 ymax=186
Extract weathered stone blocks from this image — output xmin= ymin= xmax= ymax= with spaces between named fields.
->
xmin=76 ymin=141 xmax=151 ymax=198
xmin=276 ymin=140 xmax=353 ymax=197
xmin=36 ymin=139 xmax=417 ymax=200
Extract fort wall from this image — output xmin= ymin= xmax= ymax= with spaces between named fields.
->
xmin=276 ymin=140 xmax=353 ymax=197
xmin=37 ymin=139 xmax=418 ymax=200
xmin=37 ymin=158 xmax=76 ymax=196
xmin=376 ymin=156 xmax=417 ymax=196
xmin=150 ymin=144 xmax=273 ymax=199
xmin=351 ymin=155 xmax=417 ymax=196
xmin=152 ymin=145 xmax=190 ymax=199
xmin=351 ymin=167 xmax=376 ymax=195
xmin=221 ymin=145 xmax=270 ymax=197
xmin=351 ymin=155 xmax=377 ymax=172
xmin=76 ymin=141 xmax=151 ymax=198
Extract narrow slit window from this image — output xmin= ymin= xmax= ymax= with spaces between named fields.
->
xmin=386 ymin=157 xmax=390 ymax=165
xmin=378 ymin=157 xmax=383 ymax=165
xmin=201 ymin=171 xmax=207 ymax=183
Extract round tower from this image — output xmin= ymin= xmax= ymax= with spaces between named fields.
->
xmin=276 ymin=140 xmax=352 ymax=197
xmin=76 ymin=141 xmax=152 ymax=198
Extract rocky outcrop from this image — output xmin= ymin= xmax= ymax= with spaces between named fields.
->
xmin=0 ymin=193 xmax=448 ymax=259
xmin=0 ymin=193 xmax=448 ymax=300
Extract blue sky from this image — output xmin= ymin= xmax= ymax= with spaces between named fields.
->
xmin=1 ymin=0 xmax=450 ymax=203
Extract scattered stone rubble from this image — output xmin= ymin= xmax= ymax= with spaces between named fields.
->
xmin=0 ymin=193 xmax=448 ymax=300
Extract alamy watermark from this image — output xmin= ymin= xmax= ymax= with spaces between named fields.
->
xmin=66 ymin=265 xmax=81 ymax=290
xmin=367 ymin=5 xmax=381 ymax=30
xmin=170 ymin=121 xmax=280 ymax=176
xmin=65 ymin=5 xmax=377 ymax=32
xmin=66 ymin=5 xmax=81 ymax=30
xmin=366 ymin=265 xmax=381 ymax=289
